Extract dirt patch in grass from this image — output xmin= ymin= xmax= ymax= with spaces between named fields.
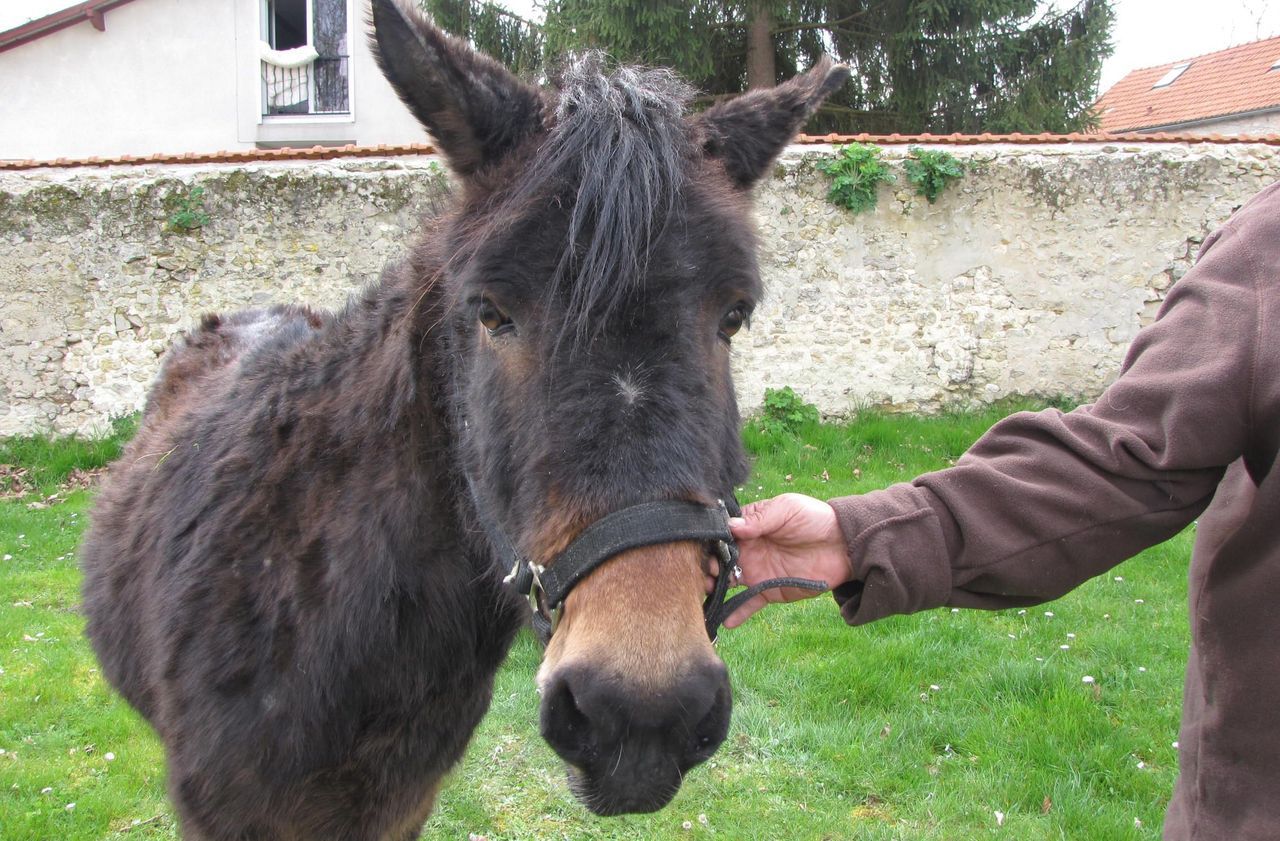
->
xmin=1 ymin=464 xmax=108 ymax=508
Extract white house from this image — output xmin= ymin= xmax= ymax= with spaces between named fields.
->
xmin=0 ymin=0 xmax=430 ymax=161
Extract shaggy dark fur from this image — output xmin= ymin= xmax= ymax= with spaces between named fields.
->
xmin=81 ymin=1 xmax=848 ymax=836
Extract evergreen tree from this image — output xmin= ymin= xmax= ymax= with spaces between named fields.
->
xmin=421 ymin=0 xmax=543 ymax=76
xmin=423 ymin=0 xmax=1114 ymax=134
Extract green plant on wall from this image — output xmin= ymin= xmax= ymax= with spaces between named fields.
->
xmin=165 ymin=185 xmax=210 ymax=233
xmin=753 ymin=386 xmax=820 ymax=438
xmin=904 ymin=147 xmax=965 ymax=203
xmin=815 ymin=143 xmax=895 ymax=214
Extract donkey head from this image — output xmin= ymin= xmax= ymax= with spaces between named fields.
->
xmin=373 ymin=0 xmax=846 ymax=816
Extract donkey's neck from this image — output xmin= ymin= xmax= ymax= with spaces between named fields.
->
xmin=323 ymin=239 xmax=453 ymax=439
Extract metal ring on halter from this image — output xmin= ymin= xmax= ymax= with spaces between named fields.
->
xmin=527 ymin=563 xmax=563 ymax=636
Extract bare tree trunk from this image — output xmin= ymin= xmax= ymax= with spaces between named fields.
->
xmin=746 ymin=2 xmax=775 ymax=89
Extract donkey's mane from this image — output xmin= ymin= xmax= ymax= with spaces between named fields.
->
xmin=505 ymin=53 xmax=695 ymax=343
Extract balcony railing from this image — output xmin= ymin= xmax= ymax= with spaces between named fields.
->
xmin=261 ymin=56 xmax=349 ymax=117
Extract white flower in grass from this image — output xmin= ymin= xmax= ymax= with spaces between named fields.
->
xmin=1137 ymin=761 xmax=1146 ymax=769
xmin=1082 ymin=676 xmax=1095 ymax=684
xmin=1007 ymin=633 xmax=1016 ymax=639
xmin=40 ymin=787 xmax=52 ymax=794
xmin=1172 ymin=741 xmax=1179 ymax=749
xmin=1060 ymin=644 xmax=1070 ymax=650
xmin=682 ymin=820 xmax=693 ymax=830
xmin=1066 ymin=633 xmax=1075 ymax=639
xmin=2 ymin=555 xmax=11 ymax=562
xmin=929 ymin=684 xmax=940 ymax=691
xmin=1017 ymin=609 xmax=1026 ymax=615
xmin=994 ymin=810 xmax=1005 ymax=826
xmin=105 ymin=752 xmax=115 ymax=762
xmin=951 ymin=608 xmax=959 ymax=613
xmin=65 ymin=803 xmax=75 ymax=812
xmin=1114 ymin=576 xmax=1124 ymax=581
xmin=1035 ymin=657 xmax=1044 ymax=662
xmin=1138 ymin=667 xmax=1147 ymax=673
xmin=1135 ymin=599 xmax=1145 ymax=604
xmin=1135 ymin=818 xmax=1143 ymax=828
xmin=1044 ymin=611 xmax=1054 ymax=617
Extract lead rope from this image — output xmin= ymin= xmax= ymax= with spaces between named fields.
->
xmin=701 ymin=497 xmax=826 ymax=642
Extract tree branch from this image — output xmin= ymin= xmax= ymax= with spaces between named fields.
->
xmin=770 ymin=10 xmax=871 ymax=37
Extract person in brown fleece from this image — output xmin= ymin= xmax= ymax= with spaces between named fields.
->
xmin=726 ymin=180 xmax=1280 ymax=841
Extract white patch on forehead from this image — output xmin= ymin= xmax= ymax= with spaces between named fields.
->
xmin=612 ymin=367 xmax=648 ymax=407
xmin=612 ymin=373 xmax=644 ymax=406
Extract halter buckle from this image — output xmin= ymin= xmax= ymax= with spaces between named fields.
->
xmin=527 ymin=563 xmax=563 ymax=636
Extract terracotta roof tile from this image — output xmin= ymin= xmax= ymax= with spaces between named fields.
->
xmin=3 ymin=134 xmax=1279 ymax=172
xmin=791 ymin=132 xmax=1280 ymax=145
xmin=0 ymin=143 xmax=441 ymax=171
xmin=1095 ymin=35 xmax=1280 ymax=132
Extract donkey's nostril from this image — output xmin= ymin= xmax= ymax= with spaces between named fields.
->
xmin=540 ymin=673 xmax=597 ymax=766
xmin=690 ymin=673 xmax=731 ymax=760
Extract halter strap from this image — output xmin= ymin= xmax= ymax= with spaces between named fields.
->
xmin=466 ymin=477 xmax=827 ymax=645
xmin=535 ymin=500 xmax=732 ymax=609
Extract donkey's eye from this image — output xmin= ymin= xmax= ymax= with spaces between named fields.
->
xmin=718 ymin=303 xmax=750 ymax=341
xmin=478 ymin=298 xmax=514 ymax=335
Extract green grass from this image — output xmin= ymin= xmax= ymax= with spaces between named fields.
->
xmin=0 ymin=403 xmax=1188 ymax=840
xmin=0 ymin=416 xmax=137 ymax=490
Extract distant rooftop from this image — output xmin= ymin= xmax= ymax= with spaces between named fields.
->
xmin=0 ymin=0 xmax=139 ymax=54
xmin=1095 ymin=34 xmax=1280 ymax=132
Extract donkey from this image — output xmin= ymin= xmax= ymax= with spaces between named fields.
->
xmin=80 ymin=1 xmax=848 ymax=837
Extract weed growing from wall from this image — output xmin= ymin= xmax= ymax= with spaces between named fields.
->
xmin=815 ymin=144 xmax=894 ymax=213
xmin=165 ymin=185 xmax=210 ymax=233
xmin=904 ymin=147 xmax=965 ymax=203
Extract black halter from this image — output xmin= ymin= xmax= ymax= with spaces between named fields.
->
xmin=467 ymin=480 xmax=827 ymax=645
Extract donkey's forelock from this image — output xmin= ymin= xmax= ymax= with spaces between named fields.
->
xmin=506 ymin=53 xmax=697 ymax=345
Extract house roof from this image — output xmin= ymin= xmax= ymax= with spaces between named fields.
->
xmin=0 ymin=0 xmax=139 ymax=54
xmin=4 ymin=133 xmax=1280 ymax=171
xmin=1095 ymin=35 xmax=1280 ymax=132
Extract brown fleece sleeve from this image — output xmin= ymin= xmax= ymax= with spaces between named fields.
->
xmin=829 ymin=209 xmax=1263 ymax=626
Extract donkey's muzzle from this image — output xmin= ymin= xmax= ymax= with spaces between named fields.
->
xmin=540 ymin=660 xmax=731 ymax=814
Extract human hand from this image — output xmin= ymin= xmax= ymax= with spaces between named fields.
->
xmin=720 ymin=493 xmax=853 ymax=628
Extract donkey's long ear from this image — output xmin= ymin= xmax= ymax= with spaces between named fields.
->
xmin=370 ymin=0 xmax=543 ymax=176
xmin=696 ymin=58 xmax=850 ymax=189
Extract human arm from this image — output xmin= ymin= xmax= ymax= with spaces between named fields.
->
xmin=730 ymin=187 xmax=1270 ymax=628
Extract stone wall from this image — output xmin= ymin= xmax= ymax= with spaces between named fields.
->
xmin=738 ymin=142 xmax=1279 ymax=416
xmin=1 ymin=143 xmax=1278 ymax=437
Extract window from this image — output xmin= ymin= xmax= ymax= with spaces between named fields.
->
xmin=264 ymin=0 xmax=308 ymax=49
xmin=1152 ymin=62 xmax=1191 ymax=89
xmin=260 ymin=0 xmax=350 ymax=116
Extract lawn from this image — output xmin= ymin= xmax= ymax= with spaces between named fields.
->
xmin=0 ymin=402 xmax=1189 ymax=840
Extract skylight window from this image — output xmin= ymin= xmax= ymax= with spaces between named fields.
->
xmin=1153 ymin=62 xmax=1192 ymax=88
